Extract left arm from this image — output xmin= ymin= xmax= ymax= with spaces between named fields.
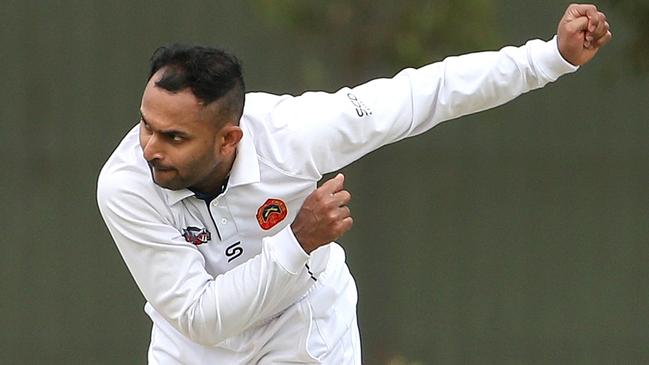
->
xmin=248 ymin=4 xmax=610 ymax=177
xmin=259 ymin=37 xmax=574 ymax=175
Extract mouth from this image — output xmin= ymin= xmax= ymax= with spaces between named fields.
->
xmin=148 ymin=162 xmax=174 ymax=172
xmin=146 ymin=162 xmax=184 ymax=190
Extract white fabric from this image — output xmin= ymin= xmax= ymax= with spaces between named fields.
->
xmin=97 ymin=37 xmax=577 ymax=364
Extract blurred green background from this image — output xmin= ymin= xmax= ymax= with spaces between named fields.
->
xmin=2 ymin=1 xmax=648 ymax=364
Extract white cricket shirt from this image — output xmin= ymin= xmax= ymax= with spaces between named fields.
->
xmin=97 ymin=37 xmax=577 ymax=364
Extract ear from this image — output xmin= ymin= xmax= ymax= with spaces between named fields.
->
xmin=219 ymin=125 xmax=243 ymax=155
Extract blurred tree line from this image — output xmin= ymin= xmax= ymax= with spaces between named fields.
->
xmin=252 ymin=0 xmax=647 ymax=88
xmin=252 ymin=0 xmax=501 ymax=87
xmin=603 ymin=0 xmax=649 ymax=71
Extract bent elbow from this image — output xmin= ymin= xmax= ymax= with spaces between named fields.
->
xmin=176 ymin=311 xmax=236 ymax=347
xmin=171 ymin=292 xmax=234 ymax=347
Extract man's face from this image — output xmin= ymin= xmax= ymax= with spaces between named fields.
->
xmin=139 ymin=70 xmax=228 ymax=192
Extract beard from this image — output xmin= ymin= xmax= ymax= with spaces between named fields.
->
xmin=148 ymin=162 xmax=188 ymax=190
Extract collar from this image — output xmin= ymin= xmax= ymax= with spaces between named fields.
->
xmin=165 ymin=188 xmax=195 ymax=206
xmin=228 ymin=127 xmax=260 ymax=188
xmin=164 ymin=128 xmax=260 ymax=206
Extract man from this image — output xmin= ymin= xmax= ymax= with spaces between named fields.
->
xmin=97 ymin=4 xmax=611 ymax=364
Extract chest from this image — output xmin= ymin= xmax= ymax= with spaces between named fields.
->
xmin=170 ymin=173 xmax=316 ymax=276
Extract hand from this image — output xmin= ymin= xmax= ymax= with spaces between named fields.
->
xmin=291 ymin=173 xmax=353 ymax=254
xmin=557 ymin=3 xmax=612 ymax=66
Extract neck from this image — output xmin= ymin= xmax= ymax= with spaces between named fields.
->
xmin=190 ymin=151 xmax=236 ymax=196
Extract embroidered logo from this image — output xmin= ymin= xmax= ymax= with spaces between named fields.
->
xmin=256 ymin=198 xmax=288 ymax=230
xmin=347 ymin=92 xmax=372 ymax=117
xmin=182 ymin=226 xmax=211 ymax=246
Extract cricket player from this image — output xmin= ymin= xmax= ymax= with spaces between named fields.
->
xmin=97 ymin=4 xmax=611 ymax=364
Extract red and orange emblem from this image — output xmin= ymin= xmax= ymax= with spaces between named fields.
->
xmin=256 ymin=198 xmax=288 ymax=230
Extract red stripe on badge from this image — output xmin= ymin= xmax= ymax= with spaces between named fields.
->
xmin=256 ymin=198 xmax=288 ymax=230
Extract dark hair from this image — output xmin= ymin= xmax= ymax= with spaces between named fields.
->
xmin=148 ymin=44 xmax=245 ymax=124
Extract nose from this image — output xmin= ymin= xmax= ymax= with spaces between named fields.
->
xmin=142 ymin=134 xmax=163 ymax=162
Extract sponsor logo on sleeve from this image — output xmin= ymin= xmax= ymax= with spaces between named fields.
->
xmin=347 ymin=92 xmax=372 ymax=117
xmin=256 ymin=198 xmax=288 ymax=230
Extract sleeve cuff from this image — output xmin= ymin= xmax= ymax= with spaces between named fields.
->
xmin=264 ymin=225 xmax=309 ymax=275
xmin=529 ymin=36 xmax=579 ymax=82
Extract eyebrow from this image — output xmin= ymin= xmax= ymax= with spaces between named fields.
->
xmin=140 ymin=112 xmax=191 ymax=138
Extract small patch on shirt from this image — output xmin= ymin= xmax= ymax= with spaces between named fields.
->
xmin=182 ymin=226 xmax=211 ymax=245
xmin=256 ymin=198 xmax=288 ymax=230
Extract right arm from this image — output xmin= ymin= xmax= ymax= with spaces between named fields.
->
xmin=97 ymin=173 xmax=350 ymax=346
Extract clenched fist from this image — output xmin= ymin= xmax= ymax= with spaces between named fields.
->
xmin=557 ymin=3 xmax=612 ymax=66
xmin=291 ymin=173 xmax=353 ymax=254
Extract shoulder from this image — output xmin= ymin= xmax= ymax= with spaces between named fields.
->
xmin=240 ymin=92 xmax=322 ymax=180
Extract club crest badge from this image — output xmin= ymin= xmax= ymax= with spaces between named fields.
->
xmin=256 ymin=198 xmax=288 ymax=230
xmin=182 ymin=226 xmax=211 ymax=246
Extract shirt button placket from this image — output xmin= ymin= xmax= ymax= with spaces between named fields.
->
xmin=212 ymin=199 xmax=236 ymax=240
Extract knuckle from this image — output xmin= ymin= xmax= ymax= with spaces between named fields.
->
xmin=315 ymin=192 xmax=327 ymax=203
xmin=565 ymin=22 xmax=578 ymax=33
xmin=328 ymin=222 xmax=339 ymax=234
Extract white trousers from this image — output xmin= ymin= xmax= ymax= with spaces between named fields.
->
xmin=147 ymin=258 xmax=361 ymax=364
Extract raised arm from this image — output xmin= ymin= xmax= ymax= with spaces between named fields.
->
xmin=250 ymin=4 xmax=610 ymax=177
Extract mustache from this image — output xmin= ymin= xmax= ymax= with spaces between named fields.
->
xmin=148 ymin=160 xmax=174 ymax=171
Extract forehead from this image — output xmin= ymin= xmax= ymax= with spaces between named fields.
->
xmin=140 ymin=70 xmax=215 ymax=131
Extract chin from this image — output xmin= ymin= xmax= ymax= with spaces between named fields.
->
xmin=151 ymin=171 xmax=186 ymax=191
xmin=154 ymin=179 xmax=187 ymax=191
